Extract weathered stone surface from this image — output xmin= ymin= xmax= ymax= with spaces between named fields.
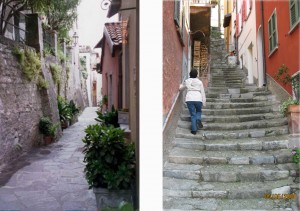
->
xmin=271 ymin=186 xmax=290 ymax=194
xmin=239 ymin=142 xmax=262 ymax=150
xmin=260 ymin=170 xmax=289 ymax=181
xmin=229 ymin=157 xmax=249 ymax=165
xmin=0 ymin=108 xmax=97 ymax=210
xmin=192 ymin=190 xmax=227 ymax=198
xmin=262 ymin=141 xmax=288 ymax=150
xmin=250 ymin=156 xmax=275 ymax=164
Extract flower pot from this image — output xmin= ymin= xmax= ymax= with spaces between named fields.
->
xmin=118 ymin=111 xmax=129 ymax=124
xmin=287 ymin=104 xmax=300 ymax=135
xmin=93 ymin=187 xmax=132 ymax=210
xmin=61 ymin=120 xmax=69 ymax=129
xmin=44 ymin=136 xmax=53 ymax=145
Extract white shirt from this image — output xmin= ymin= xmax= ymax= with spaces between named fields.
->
xmin=180 ymin=78 xmax=206 ymax=105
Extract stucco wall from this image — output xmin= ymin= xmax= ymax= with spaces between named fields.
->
xmin=163 ymin=1 xmax=188 ymax=121
xmin=258 ymin=1 xmax=300 ymax=95
xmin=101 ymin=39 xmax=120 ymax=110
xmin=237 ymin=0 xmax=258 ymax=84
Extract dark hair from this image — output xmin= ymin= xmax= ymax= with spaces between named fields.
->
xmin=190 ymin=69 xmax=198 ymax=78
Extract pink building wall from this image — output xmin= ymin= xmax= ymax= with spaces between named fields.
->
xmin=101 ymin=39 xmax=121 ymax=110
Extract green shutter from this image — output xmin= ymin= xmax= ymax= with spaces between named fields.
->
xmin=289 ymin=0 xmax=300 ymax=28
xmin=268 ymin=18 xmax=272 ymax=52
xmin=174 ymin=0 xmax=180 ymax=27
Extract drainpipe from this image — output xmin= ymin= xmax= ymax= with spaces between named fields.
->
xmin=260 ymin=0 xmax=267 ymax=86
xmin=235 ymin=0 xmax=240 ymax=65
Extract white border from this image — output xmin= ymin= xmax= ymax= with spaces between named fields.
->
xmin=140 ymin=0 xmax=163 ymax=210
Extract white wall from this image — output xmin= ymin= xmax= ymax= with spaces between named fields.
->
xmin=235 ymin=0 xmax=258 ymax=84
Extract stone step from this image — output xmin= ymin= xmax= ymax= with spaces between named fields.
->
xmin=182 ymin=106 xmax=276 ymax=116
xmin=180 ymin=113 xmax=284 ymax=123
xmin=205 ymin=91 xmax=272 ymax=98
xmin=205 ymin=95 xmax=277 ymax=103
xmin=163 ymin=162 xmax=297 ymax=181
xmin=177 ymin=118 xmax=287 ymax=131
xmin=163 ymin=196 xmax=293 ymax=210
xmin=163 ymin=177 xmax=295 ymax=199
xmin=175 ymin=126 xmax=288 ymax=140
xmin=203 ymin=101 xmax=278 ymax=109
xmin=168 ymin=147 xmax=292 ymax=165
xmin=172 ymin=136 xmax=290 ymax=151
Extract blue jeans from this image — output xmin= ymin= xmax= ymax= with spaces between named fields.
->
xmin=186 ymin=101 xmax=203 ymax=132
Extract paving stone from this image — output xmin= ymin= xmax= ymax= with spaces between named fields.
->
xmin=229 ymin=157 xmax=249 ymax=165
xmin=192 ymin=190 xmax=227 ymax=198
xmin=0 ymin=108 xmax=98 ymax=210
xmin=250 ymin=156 xmax=275 ymax=164
xmin=260 ymin=170 xmax=289 ymax=181
xmin=262 ymin=141 xmax=289 ymax=150
xmin=271 ymin=186 xmax=291 ymax=194
xmin=239 ymin=142 xmax=262 ymax=150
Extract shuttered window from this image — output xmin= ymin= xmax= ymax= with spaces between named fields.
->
xmin=268 ymin=10 xmax=278 ymax=53
xmin=289 ymin=0 xmax=300 ymax=29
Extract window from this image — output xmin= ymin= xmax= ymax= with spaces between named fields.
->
xmin=289 ymin=0 xmax=300 ymax=29
xmin=268 ymin=10 xmax=278 ymax=54
xmin=174 ymin=0 xmax=181 ymax=27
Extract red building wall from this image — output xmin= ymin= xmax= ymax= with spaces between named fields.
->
xmin=163 ymin=1 xmax=189 ymax=119
xmin=256 ymin=1 xmax=299 ymax=95
xmin=101 ymin=39 xmax=121 ymax=110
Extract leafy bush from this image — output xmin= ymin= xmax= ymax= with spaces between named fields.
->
xmin=13 ymin=47 xmax=42 ymax=82
xmin=82 ymin=124 xmax=135 ymax=190
xmin=37 ymin=75 xmax=49 ymax=89
xmin=280 ymin=98 xmax=300 ymax=117
xmin=39 ymin=117 xmax=58 ymax=137
xmin=292 ymin=148 xmax=300 ymax=164
xmin=50 ymin=63 xmax=62 ymax=84
xmin=57 ymin=96 xmax=72 ymax=123
xmin=96 ymin=105 xmax=119 ymax=128
xmin=69 ymin=100 xmax=80 ymax=116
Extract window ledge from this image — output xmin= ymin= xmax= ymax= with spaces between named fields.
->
xmin=288 ymin=19 xmax=300 ymax=35
xmin=268 ymin=46 xmax=278 ymax=58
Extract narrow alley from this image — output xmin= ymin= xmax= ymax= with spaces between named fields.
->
xmin=0 ymin=107 xmax=98 ymax=210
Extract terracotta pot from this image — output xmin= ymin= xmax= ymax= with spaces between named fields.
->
xmin=44 ymin=136 xmax=53 ymax=145
xmin=287 ymin=104 xmax=300 ymax=135
xmin=93 ymin=187 xmax=132 ymax=210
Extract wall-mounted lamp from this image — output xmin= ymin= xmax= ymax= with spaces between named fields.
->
xmin=73 ymin=32 xmax=79 ymax=46
xmin=101 ymin=0 xmax=111 ymax=10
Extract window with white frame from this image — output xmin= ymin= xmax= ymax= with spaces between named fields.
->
xmin=289 ymin=0 xmax=300 ymax=29
xmin=268 ymin=10 xmax=278 ymax=54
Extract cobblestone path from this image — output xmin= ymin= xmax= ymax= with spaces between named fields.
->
xmin=0 ymin=107 xmax=98 ymax=211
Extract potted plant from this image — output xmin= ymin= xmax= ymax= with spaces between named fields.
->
xmin=82 ymin=124 xmax=135 ymax=210
xmin=274 ymin=64 xmax=300 ymax=134
xmin=96 ymin=105 xmax=120 ymax=128
xmin=39 ymin=117 xmax=58 ymax=145
xmin=118 ymin=108 xmax=129 ymax=125
xmin=57 ymin=96 xmax=72 ymax=129
xmin=69 ymin=100 xmax=80 ymax=125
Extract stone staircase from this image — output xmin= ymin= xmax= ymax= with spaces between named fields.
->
xmin=163 ymin=28 xmax=299 ymax=211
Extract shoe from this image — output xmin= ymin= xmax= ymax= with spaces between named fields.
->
xmin=197 ymin=120 xmax=203 ymax=129
xmin=191 ymin=131 xmax=197 ymax=135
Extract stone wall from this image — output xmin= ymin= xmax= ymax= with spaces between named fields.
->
xmin=0 ymin=37 xmax=44 ymax=166
xmin=0 ymin=35 xmax=89 ymax=167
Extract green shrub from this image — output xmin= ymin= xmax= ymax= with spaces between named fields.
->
xmin=37 ymin=75 xmax=49 ymax=89
xmin=50 ymin=63 xmax=62 ymax=84
xmin=280 ymin=98 xmax=300 ymax=117
xmin=57 ymin=96 xmax=72 ymax=123
xmin=292 ymin=148 xmax=300 ymax=164
xmin=13 ymin=47 xmax=41 ymax=82
xmin=96 ymin=105 xmax=119 ymax=127
xmin=39 ymin=117 xmax=58 ymax=137
xmin=82 ymin=124 xmax=135 ymax=190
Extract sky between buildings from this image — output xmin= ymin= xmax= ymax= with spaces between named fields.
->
xmin=77 ymin=0 xmax=118 ymax=50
